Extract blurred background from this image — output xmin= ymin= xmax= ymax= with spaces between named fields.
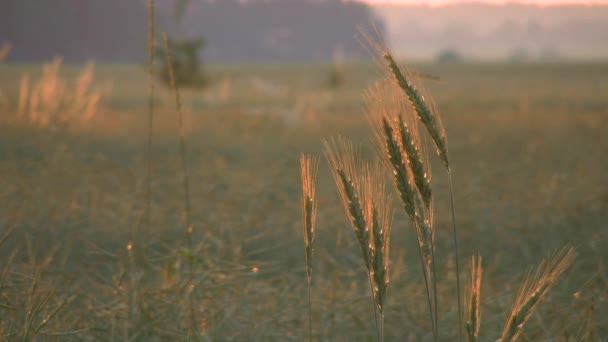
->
xmin=2 ymin=0 xmax=608 ymax=64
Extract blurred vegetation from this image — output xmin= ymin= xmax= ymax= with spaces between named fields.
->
xmin=435 ymin=48 xmax=465 ymax=63
xmin=155 ymin=36 xmax=207 ymax=89
xmin=0 ymin=43 xmax=10 ymax=62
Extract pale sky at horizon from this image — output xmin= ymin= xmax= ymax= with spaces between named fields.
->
xmin=361 ymin=0 xmax=608 ymax=5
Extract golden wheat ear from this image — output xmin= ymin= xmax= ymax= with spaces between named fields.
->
xmin=359 ymin=27 xmax=449 ymax=170
xmin=500 ymin=247 xmax=576 ymax=342
xmin=360 ymin=26 xmax=463 ymax=342
xmin=323 ymin=137 xmax=373 ymax=270
xmin=300 ymin=154 xmax=319 ymax=279
xmin=323 ymin=137 xmax=389 ymax=341
xmin=365 ymin=77 xmax=438 ymax=340
xmin=367 ymin=162 xmax=394 ymax=314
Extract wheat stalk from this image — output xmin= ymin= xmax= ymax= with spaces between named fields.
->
xmin=323 ymin=137 xmax=388 ymax=341
xmin=466 ymin=255 xmax=482 ymax=342
xmin=367 ymin=164 xmax=394 ymax=342
xmin=300 ymin=154 xmax=319 ymax=342
xmin=361 ymin=28 xmax=462 ymax=341
xmin=324 ymin=138 xmax=372 ymax=270
xmin=365 ymin=82 xmax=438 ymax=339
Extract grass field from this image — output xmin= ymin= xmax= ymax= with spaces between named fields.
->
xmin=0 ymin=61 xmax=606 ymax=341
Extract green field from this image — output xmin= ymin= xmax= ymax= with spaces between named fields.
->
xmin=0 ymin=61 xmax=607 ymax=341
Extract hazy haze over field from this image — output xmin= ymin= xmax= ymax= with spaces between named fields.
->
xmin=1 ymin=0 xmax=607 ymax=63
xmin=373 ymin=2 xmax=608 ymax=61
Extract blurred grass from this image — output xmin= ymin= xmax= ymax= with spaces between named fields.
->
xmin=0 ymin=61 xmax=606 ymax=340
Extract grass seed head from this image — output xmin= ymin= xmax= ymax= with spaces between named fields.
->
xmin=300 ymin=153 xmax=319 ymax=278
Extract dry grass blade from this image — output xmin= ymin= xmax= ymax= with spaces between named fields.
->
xmin=466 ymin=255 xmax=482 ymax=342
xmin=500 ymin=247 xmax=576 ymax=342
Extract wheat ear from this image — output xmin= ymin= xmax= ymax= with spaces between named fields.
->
xmin=300 ymin=154 xmax=319 ymax=342
xmin=366 ymin=82 xmax=437 ymax=339
xmin=324 ymin=138 xmax=373 ymax=270
xmin=323 ymin=137 xmax=381 ymax=341
xmin=367 ymin=163 xmax=394 ymax=342
xmin=500 ymin=247 xmax=576 ymax=342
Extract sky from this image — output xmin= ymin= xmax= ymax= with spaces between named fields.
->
xmin=361 ymin=0 xmax=608 ymax=5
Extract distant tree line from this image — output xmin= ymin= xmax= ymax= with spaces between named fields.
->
xmin=0 ymin=0 xmax=385 ymax=64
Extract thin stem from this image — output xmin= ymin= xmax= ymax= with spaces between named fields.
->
xmin=448 ymin=169 xmax=463 ymax=342
xmin=367 ymin=272 xmax=381 ymax=342
xmin=379 ymin=311 xmax=385 ymax=342
xmin=415 ymin=229 xmax=437 ymax=341
xmin=145 ymin=0 xmax=155 ymax=234
xmin=431 ymin=237 xmax=439 ymax=340
xmin=307 ymin=274 xmax=313 ymax=342
xmin=162 ymin=32 xmax=196 ymax=335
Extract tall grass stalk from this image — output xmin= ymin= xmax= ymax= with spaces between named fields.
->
xmin=162 ymin=32 xmax=196 ymax=336
xmin=300 ymin=154 xmax=319 ymax=342
xmin=145 ymin=0 xmax=155 ymax=234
